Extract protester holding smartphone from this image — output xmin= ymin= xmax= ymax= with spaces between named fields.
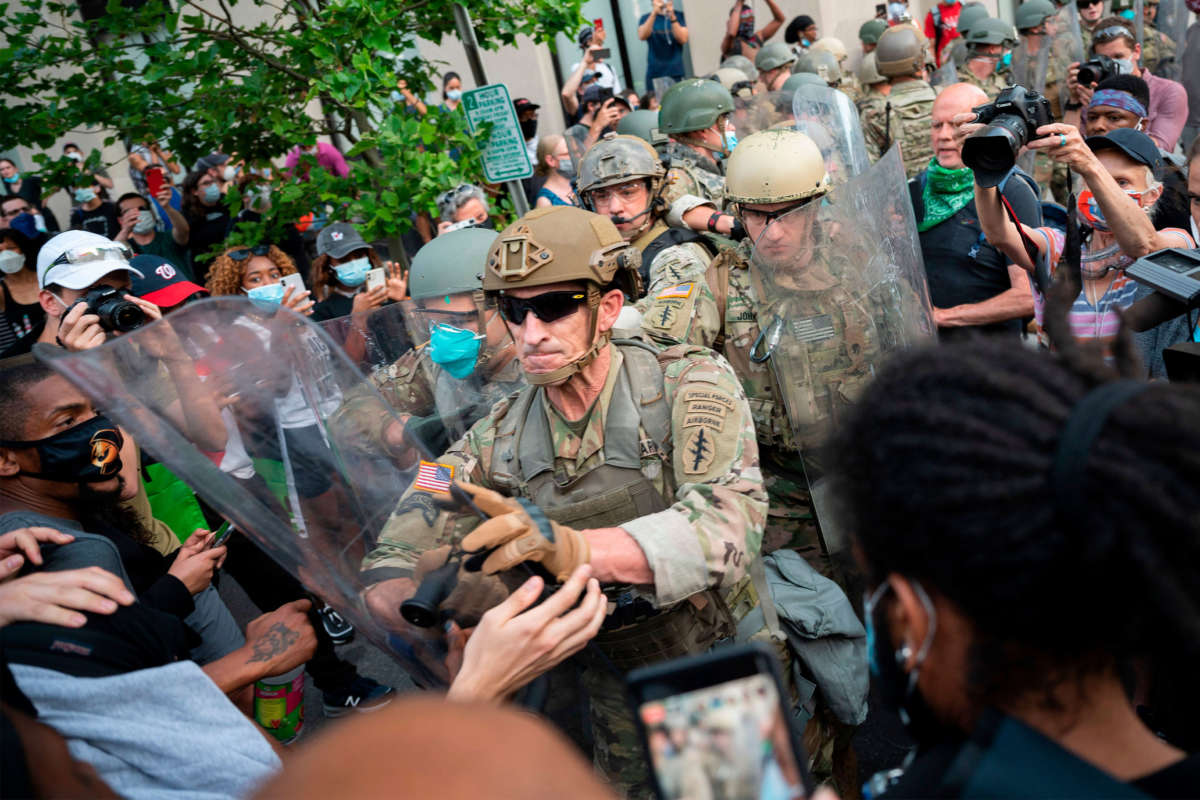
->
xmin=308 ymin=222 xmax=406 ymax=322
xmin=638 ymin=1 xmax=689 ymax=88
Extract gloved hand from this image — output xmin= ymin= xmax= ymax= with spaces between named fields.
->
xmin=413 ymin=545 xmax=512 ymax=628
xmin=456 ymin=482 xmax=591 ymax=582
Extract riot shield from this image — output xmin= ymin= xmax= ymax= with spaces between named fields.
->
xmin=38 ymin=297 xmax=523 ymax=688
xmin=930 ymin=56 xmax=959 ymax=89
xmin=791 ymin=85 xmax=870 ymax=180
xmin=1134 ymin=0 xmax=1145 ymax=48
xmin=1010 ymin=36 xmax=1051 ymax=95
xmin=731 ymin=91 xmax=794 ymax=139
xmin=653 ymin=76 xmax=678 ymax=103
xmin=317 ymin=300 xmax=413 ymax=375
xmin=745 ymin=144 xmax=934 ymax=515
xmin=1056 ymin=2 xmax=1086 ymax=63
xmin=1153 ymin=0 xmax=1189 ymax=79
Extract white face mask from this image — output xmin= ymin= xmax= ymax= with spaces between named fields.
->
xmin=223 ymin=165 xmax=238 ymax=182
xmin=0 ymin=250 xmax=25 ymax=274
xmin=132 ymin=209 xmax=156 ymax=234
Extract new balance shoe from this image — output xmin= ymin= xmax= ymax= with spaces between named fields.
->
xmin=322 ymin=676 xmax=394 ymax=718
xmin=318 ymin=603 xmax=354 ymax=645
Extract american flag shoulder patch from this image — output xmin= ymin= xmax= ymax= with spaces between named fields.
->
xmin=415 ymin=461 xmax=455 ymax=494
xmin=656 ymin=282 xmax=694 ymax=300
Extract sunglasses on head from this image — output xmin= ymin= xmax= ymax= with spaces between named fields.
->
xmin=436 ymin=184 xmax=475 ymax=207
xmin=1093 ymin=24 xmax=1134 ymax=42
xmin=497 ymin=290 xmax=587 ymax=325
xmin=228 ymin=244 xmax=271 ymax=261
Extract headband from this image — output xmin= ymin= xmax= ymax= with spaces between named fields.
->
xmin=1088 ymin=89 xmax=1147 ymax=119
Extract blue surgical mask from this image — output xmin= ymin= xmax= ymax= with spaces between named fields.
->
xmin=244 ymin=282 xmax=285 ymax=312
xmin=724 ymin=131 xmax=739 ymax=153
xmin=202 ymin=183 xmax=221 ymax=204
xmin=74 ymin=187 xmax=96 ymax=204
xmin=429 ymin=323 xmax=483 ymax=379
xmin=446 ymin=89 xmax=463 ymax=101
xmin=2 ymin=173 xmax=19 ymax=185
xmin=334 ymin=256 xmax=371 ymax=287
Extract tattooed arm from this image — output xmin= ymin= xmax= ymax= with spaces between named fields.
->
xmin=202 ymin=600 xmax=317 ymax=694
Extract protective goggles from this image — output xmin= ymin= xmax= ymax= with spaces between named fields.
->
xmin=414 ymin=307 xmax=480 ymax=328
xmin=227 ymin=244 xmax=272 ymax=261
xmin=737 ymin=198 xmax=815 ymax=229
xmin=1093 ymin=25 xmax=1135 ymax=43
xmin=497 ymin=290 xmax=587 ymax=325
xmin=50 ymin=242 xmax=133 ymax=268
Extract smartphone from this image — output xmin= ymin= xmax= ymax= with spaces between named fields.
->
xmin=444 ymin=218 xmax=478 ymax=233
xmin=208 ymin=521 xmax=235 ymax=549
xmin=627 ymin=643 xmax=814 ymax=800
xmin=596 ymin=86 xmax=615 ymax=105
xmin=145 ymin=165 xmax=165 ymax=197
xmin=594 ymin=17 xmax=604 ymax=32
xmin=592 ymin=47 xmax=612 ymax=60
xmin=279 ymin=273 xmax=305 ymax=297
xmin=875 ymin=3 xmax=887 ymax=16
xmin=364 ymin=267 xmax=386 ymax=292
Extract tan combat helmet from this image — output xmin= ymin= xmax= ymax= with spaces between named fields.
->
xmin=720 ymin=53 xmax=759 ymax=82
xmin=793 ymin=48 xmax=842 ymax=86
xmin=811 ymin=37 xmax=849 ymax=63
xmin=724 ymin=129 xmax=831 ymax=206
xmin=858 ymin=51 xmax=886 ymax=86
xmin=483 ymin=207 xmax=642 ymax=385
xmin=875 ymin=23 xmax=928 ymax=78
xmin=577 ymin=133 xmax=667 ymax=237
xmin=712 ymin=67 xmax=754 ymax=98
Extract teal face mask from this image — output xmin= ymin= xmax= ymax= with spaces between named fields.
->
xmin=334 ymin=256 xmax=371 ymax=287
xmin=245 ymin=282 xmax=285 ymax=312
xmin=429 ymin=323 xmax=482 ymax=379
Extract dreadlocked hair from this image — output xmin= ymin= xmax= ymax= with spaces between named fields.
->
xmin=204 ymin=245 xmax=297 ymax=297
xmin=831 ymin=297 xmax=1200 ymax=744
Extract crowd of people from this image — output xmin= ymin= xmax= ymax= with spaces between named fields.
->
xmin=2 ymin=1 xmax=1200 ymax=799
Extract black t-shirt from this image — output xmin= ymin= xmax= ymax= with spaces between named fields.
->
xmin=311 ymin=291 xmax=354 ymax=322
xmin=911 ymin=169 xmax=1041 ymax=337
xmin=69 ymin=201 xmax=121 ymax=239
xmin=186 ymin=202 xmax=232 ymax=285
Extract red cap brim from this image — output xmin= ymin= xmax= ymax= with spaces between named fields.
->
xmin=142 ymin=282 xmax=207 ymax=308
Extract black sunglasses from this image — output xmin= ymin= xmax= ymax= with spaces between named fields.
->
xmin=497 ymin=290 xmax=587 ymax=325
xmin=228 ymin=244 xmax=271 ymax=261
xmin=1075 ymin=0 xmax=1102 ymax=7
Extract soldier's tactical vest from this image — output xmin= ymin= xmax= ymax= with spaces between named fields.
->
xmin=490 ymin=338 xmax=734 ymax=671
xmin=885 ymin=81 xmax=937 ymax=178
xmin=664 ymin=142 xmax=727 ymax=207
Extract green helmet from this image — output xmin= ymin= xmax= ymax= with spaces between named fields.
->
xmin=1014 ymin=0 xmax=1056 ymax=32
xmin=857 ymin=51 xmax=886 ymax=85
xmin=659 ymin=78 xmax=735 ymax=136
xmin=792 ymin=49 xmax=841 ymax=85
xmin=725 ymin=129 xmax=830 ymax=205
xmin=781 ymin=72 xmax=829 ymax=93
xmin=967 ymin=17 xmax=1019 ymax=47
xmin=616 ymin=109 xmax=663 ymax=146
xmin=755 ymin=41 xmax=797 ymax=73
xmin=577 ymin=133 xmax=665 ymax=200
xmin=859 ymin=18 xmax=888 ymax=44
xmin=875 ymin=23 xmax=928 ymax=77
xmin=720 ymin=54 xmax=759 ymax=81
xmin=956 ymin=3 xmax=991 ymax=37
xmin=409 ymin=227 xmax=499 ymax=300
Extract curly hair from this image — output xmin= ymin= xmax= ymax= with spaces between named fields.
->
xmin=310 ymin=246 xmax=380 ymax=302
xmin=205 ymin=244 xmax=297 ymax=297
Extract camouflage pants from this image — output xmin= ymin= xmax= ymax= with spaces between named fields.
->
xmin=761 ymin=450 xmax=833 ymax=578
xmin=583 ymin=663 xmax=656 ymax=799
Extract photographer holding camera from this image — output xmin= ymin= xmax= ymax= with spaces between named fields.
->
xmin=963 ymin=108 xmax=1193 ymax=352
xmin=1065 ymin=17 xmax=1187 ymax=152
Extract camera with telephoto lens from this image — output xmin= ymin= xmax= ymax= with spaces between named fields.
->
xmin=1076 ymin=55 xmax=1119 ymax=87
xmin=69 ymin=284 xmax=146 ymax=333
xmin=961 ymin=85 xmax=1054 ymax=187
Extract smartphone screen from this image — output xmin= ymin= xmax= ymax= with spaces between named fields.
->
xmin=279 ymin=273 xmax=305 ymax=296
xmin=364 ymin=267 xmax=386 ymax=292
xmin=145 ymin=166 xmax=164 ymax=197
xmin=592 ymin=47 xmax=612 ymax=60
xmin=629 ymin=645 xmax=812 ymax=800
xmin=208 ymin=521 xmax=234 ymax=548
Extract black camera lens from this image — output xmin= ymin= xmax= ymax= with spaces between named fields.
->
xmin=92 ymin=294 xmax=146 ymax=332
xmin=1077 ymin=64 xmax=1100 ymax=85
xmin=962 ymin=115 xmax=1028 ymax=187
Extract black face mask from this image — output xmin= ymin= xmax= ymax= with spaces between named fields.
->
xmin=520 ymin=118 xmax=538 ymax=140
xmin=476 ymin=218 xmax=496 ymax=230
xmin=0 ymin=415 xmax=124 ymax=483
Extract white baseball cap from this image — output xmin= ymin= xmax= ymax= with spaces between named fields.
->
xmin=37 ymin=230 xmax=143 ymax=290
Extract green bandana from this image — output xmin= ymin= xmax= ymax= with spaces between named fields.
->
xmin=918 ymin=159 xmax=975 ymax=232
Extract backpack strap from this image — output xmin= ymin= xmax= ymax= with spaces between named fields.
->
xmin=704 ymin=248 xmax=738 ymax=352
xmin=612 ymin=338 xmax=671 ymax=456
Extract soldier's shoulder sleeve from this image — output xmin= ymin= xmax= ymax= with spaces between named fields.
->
xmin=645 ymin=240 xmax=711 ymax=296
xmin=640 ymin=271 xmax=723 ymax=349
xmin=663 ymin=164 xmax=702 ymax=210
xmin=371 ymin=347 xmax=436 ymax=416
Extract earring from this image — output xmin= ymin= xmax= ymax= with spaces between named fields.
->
xmin=895 ymin=644 xmax=913 ymax=666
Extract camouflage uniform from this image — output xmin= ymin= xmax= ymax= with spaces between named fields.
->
xmin=1140 ymin=23 xmax=1177 ymax=75
xmin=661 ymin=141 xmax=726 ymax=212
xmin=861 ymin=79 xmax=937 ymax=178
xmin=838 ymin=73 xmax=864 ymax=104
xmin=363 ymin=340 xmax=766 ymax=797
xmin=956 ymin=62 xmax=1009 ymax=99
xmin=856 ymin=87 xmax=889 ymax=119
xmin=630 ymin=220 xmax=717 ymax=302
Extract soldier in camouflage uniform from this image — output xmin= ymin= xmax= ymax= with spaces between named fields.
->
xmin=577 ymin=132 xmax=724 ymax=302
xmin=957 ymin=17 xmax=1017 ymax=99
xmin=1133 ymin=0 xmax=1178 ymax=75
xmin=360 ymin=206 xmax=767 ymax=798
xmin=858 ymin=18 xmax=888 ymax=54
xmin=657 ymin=78 xmax=735 ymax=224
xmin=1014 ymin=0 xmax=1073 ymax=203
xmin=811 ymin=37 xmax=862 ymax=102
xmin=947 ymin=2 xmax=990 ymax=68
xmin=855 ymin=52 xmax=891 ymax=117
xmin=327 ymin=228 xmax=525 ymax=456
xmin=755 ymin=41 xmax=798 ymax=92
xmin=794 ymin=49 xmax=846 ymax=92
xmin=861 ymin=23 xmax=938 ymax=177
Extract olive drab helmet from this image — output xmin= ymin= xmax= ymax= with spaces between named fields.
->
xmin=484 ymin=207 xmax=642 ymax=385
xmin=875 ymin=23 xmax=929 ymax=77
xmin=811 ymin=37 xmax=849 ymax=63
xmin=1014 ymin=0 xmax=1056 ymax=32
xmin=724 ymin=129 xmax=831 ymax=206
xmin=859 ymin=18 xmax=888 ymax=45
xmin=720 ymin=53 xmax=759 ymax=81
xmin=577 ymin=133 xmax=667 ymax=237
xmin=755 ymin=41 xmax=797 ymax=73
xmin=409 ymin=227 xmax=499 ymax=302
xmin=793 ymin=49 xmax=842 ymax=85
xmin=967 ymin=17 xmax=1019 ymax=49
xmin=858 ymin=51 xmax=886 ymax=85
xmin=658 ymin=78 xmax=735 ymax=136
xmin=616 ymin=109 xmax=664 ymax=149
xmin=957 ymin=3 xmax=991 ymax=38
xmin=781 ymin=72 xmax=829 ymax=94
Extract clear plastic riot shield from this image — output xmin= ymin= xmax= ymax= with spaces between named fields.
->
xmin=1153 ymin=0 xmax=1189 ymax=80
xmin=653 ymin=76 xmax=678 ymax=103
xmin=731 ymin=91 xmax=794 ymax=140
xmin=791 ymin=85 xmax=870 ymax=181
xmin=745 ymin=143 xmax=934 ymax=492
xmin=317 ymin=300 xmax=413 ymax=376
xmin=1056 ymin=1 xmax=1086 ymax=63
xmin=1134 ymin=0 xmax=1145 ymax=48
xmin=37 ymin=297 xmax=522 ymax=688
xmin=930 ymin=56 xmax=959 ymax=89
xmin=1010 ymin=36 xmax=1051 ymax=95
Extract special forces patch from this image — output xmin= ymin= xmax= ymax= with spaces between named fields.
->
xmin=682 ymin=427 xmax=717 ymax=474
xmin=648 ymin=299 xmax=683 ymax=330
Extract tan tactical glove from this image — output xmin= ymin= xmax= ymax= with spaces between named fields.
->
xmin=456 ymin=482 xmax=590 ymax=582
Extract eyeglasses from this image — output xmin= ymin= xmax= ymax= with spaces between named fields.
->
xmin=50 ymin=242 xmax=133 ymax=268
xmin=588 ymin=182 xmax=647 ymax=205
xmin=416 ymin=307 xmax=480 ymax=327
xmin=228 ymin=245 xmax=271 ymax=261
xmin=497 ymin=290 xmax=587 ymax=325
xmin=738 ymin=199 xmax=814 ymax=229
xmin=1093 ymin=25 xmax=1134 ymax=43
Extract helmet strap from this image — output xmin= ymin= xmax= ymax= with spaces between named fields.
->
xmin=524 ymin=285 xmax=610 ymax=386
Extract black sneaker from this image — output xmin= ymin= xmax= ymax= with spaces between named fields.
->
xmin=318 ymin=603 xmax=354 ymax=645
xmin=322 ymin=676 xmax=394 ymax=718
